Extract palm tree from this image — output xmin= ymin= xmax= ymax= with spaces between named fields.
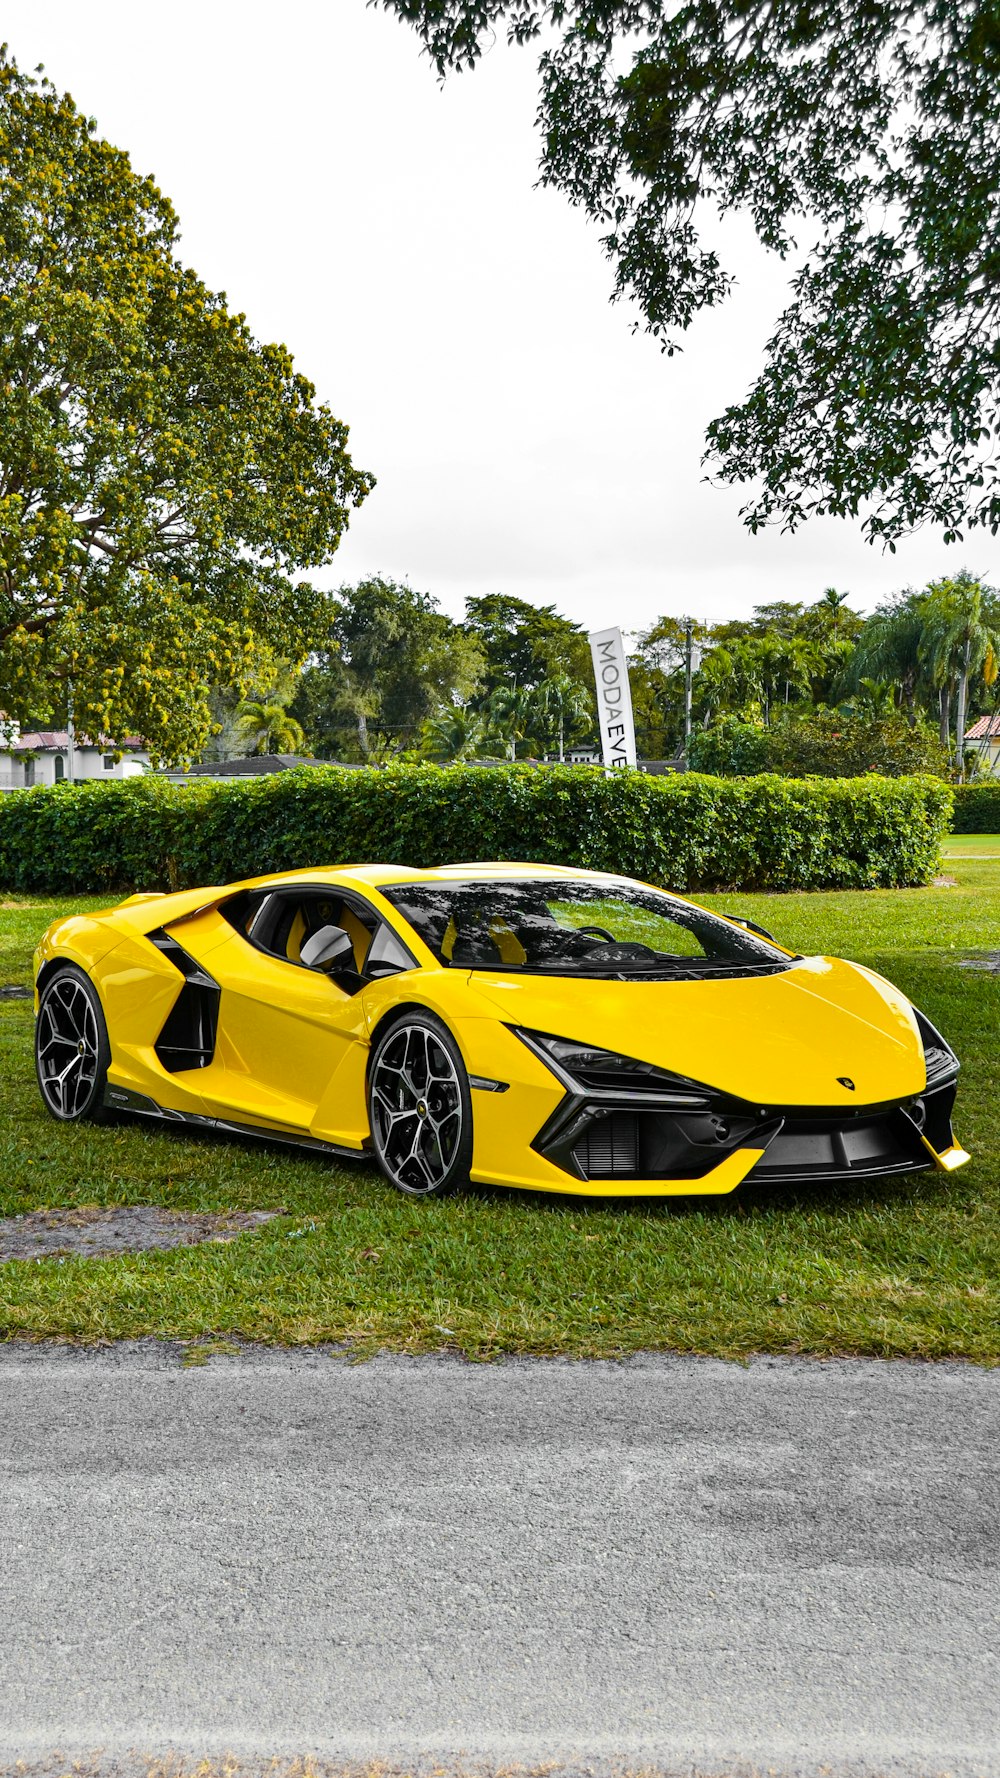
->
xmin=848 ymin=595 xmax=927 ymax=728
xmin=775 ymin=635 xmax=824 ymax=713
xmin=487 ymin=683 xmax=538 ymax=760
xmin=733 ymin=635 xmax=818 ymax=725
xmin=922 ymin=573 xmax=1000 ymax=778
xmin=530 ymin=674 xmax=593 ymax=761
xmin=420 ymin=706 xmax=490 ymax=763
xmin=693 ymin=644 xmax=740 ymax=725
xmin=809 ymin=587 xmax=854 ymax=634
xmin=235 ymin=700 xmax=306 ymax=757
xmin=850 ymin=678 xmax=898 ymax=720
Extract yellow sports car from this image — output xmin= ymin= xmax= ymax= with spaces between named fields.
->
xmin=33 ymin=862 xmax=968 ymax=1198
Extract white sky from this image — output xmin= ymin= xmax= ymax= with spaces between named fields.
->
xmin=5 ymin=0 xmax=987 ymax=631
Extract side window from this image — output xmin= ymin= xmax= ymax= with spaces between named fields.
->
xmin=235 ymin=889 xmax=377 ymax=971
xmin=220 ymin=885 xmax=417 ymax=981
xmin=219 ymin=889 xmax=269 ymax=937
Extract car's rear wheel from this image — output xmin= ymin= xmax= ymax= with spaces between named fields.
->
xmin=367 ymin=1012 xmax=472 ymax=1197
xmin=35 ymin=965 xmax=112 ymax=1123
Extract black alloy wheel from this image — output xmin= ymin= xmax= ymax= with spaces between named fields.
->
xmin=35 ymin=966 xmax=112 ymax=1122
xmin=367 ymin=1012 xmax=473 ymax=1197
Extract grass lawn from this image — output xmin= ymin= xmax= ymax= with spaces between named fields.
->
xmin=943 ymin=833 xmax=1000 ymax=856
xmin=1 ymin=864 xmax=999 ymax=1361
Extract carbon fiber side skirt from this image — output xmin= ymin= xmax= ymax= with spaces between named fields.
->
xmin=102 ymin=1084 xmax=364 ymax=1161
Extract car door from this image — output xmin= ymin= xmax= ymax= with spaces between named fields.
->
xmin=196 ymin=885 xmax=380 ymax=1135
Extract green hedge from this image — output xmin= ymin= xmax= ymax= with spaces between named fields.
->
xmin=952 ymin=781 xmax=1000 ymax=832
xmin=0 ymin=766 xmax=953 ymax=896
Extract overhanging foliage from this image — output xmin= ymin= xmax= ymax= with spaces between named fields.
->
xmin=384 ymin=0 xmax=1000 ymax=545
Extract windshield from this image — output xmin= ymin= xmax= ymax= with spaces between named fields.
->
xmin=380 ymin=878 xmax=791 ymax=979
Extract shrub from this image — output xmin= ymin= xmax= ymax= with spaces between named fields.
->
xmin=687 ymin=716 xmax=773 ymax=776
xmin=0 ymin=766 xmax=953 ymax=896
xmin=952 ymin=780 xmax=1000 ymax=832
xmin=689 ymin=711 xmax=949 ymax=778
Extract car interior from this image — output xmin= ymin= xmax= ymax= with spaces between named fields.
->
xmin=222 ymin=887 xmax=413 ymax=986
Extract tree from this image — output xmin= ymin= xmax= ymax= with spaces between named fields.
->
xmin=848 ymin=594 xmax=929 ymax=729
xmin=921 ymin=571 xmax=1000 ymax=778
xmin=807 ymin=588 xmax=855 ymax=638
xmin=292 ymin=577 xmax=484 ymax=759
xmin=419 ymin=705 xmax=493 ymax=762
xmin=625 ymin=656 xmax=681 ymax=758
xmin=704 ymin=632 xmax=819 ymax=726
xmin=528 ymin=673 xmax=593 ymax=761
xmin=385 ymin=1 xmax=1000 ymax=544
xmin=847 ymin=679 xmax=899 ymax=722
xmin=203 ymin=651 xmax=302 ymax=761
xmin=486 ymin=681 xmax=540 ymax=760
xmin=715 ymin=603 xmax=805 ymax=645
xmin=629 ymin=614 xmax=712 ymax=752
xmin=635 ymin=613 xmax=709 ymax=673
xmin=464 ymin=594 xmax=591 ymax=698
xmin=0 ymin=52 xmax=371 ymax=762
xmin=692 ymin=645 xmax=741 ymax=728
xmin=234 ymin=700 xmax=306 ymax=757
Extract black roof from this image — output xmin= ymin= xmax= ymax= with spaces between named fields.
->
xmin=162 ymin=755 xmax=331 ymax=778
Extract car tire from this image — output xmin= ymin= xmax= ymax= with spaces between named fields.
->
xmin=367 ymin=1011 xmax=473 ymax=1197
xmin=35 ymin=964 xmax=113 ymax=1123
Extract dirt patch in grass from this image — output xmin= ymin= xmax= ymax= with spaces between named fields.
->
xmin=958 ymin=952 xmax=1000 ymax=973
xmin=0 ymin=1205 xmax=280 ymax=1263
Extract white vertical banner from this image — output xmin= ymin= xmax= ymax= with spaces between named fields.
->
xmin=588 ymin=625 xmax=638 ymax=772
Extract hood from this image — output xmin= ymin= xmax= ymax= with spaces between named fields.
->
xmin=466 ymin=956 xmax=925 ymax=1108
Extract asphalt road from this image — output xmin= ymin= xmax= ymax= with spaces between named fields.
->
xmin=0 ymin=1345 xmax=997 ymax=1778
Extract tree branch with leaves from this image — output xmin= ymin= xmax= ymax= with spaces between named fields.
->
xmin=384 ymin=0 xmax=1000 ymax=546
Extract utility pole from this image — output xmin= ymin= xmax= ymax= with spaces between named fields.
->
xmin=683 ymin=617 xmax=693 ymax=769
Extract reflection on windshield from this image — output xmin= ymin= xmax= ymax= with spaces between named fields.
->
xmin=380 ymin=879 xmax=791 ymax=979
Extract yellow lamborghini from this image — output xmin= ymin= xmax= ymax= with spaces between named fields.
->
xmin=33 ymin=862 xmax=968 ymax=1198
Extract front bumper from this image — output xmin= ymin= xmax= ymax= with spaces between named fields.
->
xmin=530 ymin=1077 xmax=967 ymax=1194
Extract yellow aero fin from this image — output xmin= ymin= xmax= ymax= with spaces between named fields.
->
xmin=920 ymin=1135 xmax=971 ymax=1172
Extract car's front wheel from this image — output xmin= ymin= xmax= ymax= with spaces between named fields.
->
xmin=35 ymin=965 xmax=112 ymax=1123
xmin=367 ymin=1012 xmax=473 ymax=1197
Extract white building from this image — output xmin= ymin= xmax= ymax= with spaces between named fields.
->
xmin=966 ymin=715 xmax=1000 ymax=776
xmin=0 ymin=729 xmax=150 ymax=791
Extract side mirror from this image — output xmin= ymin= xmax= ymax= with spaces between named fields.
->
xmin=300 ymin=924 xmax=355 ymax=972
xmin=732 ymin=916 xmax=777 ymax=943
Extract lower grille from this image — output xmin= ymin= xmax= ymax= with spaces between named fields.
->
xmin=753 ymin=1113 xmax=917 ymax=1179
xmin=573 ymin=1112 xmax=640 ymax=1178
xmin=566 ymin=1104 xmax=930 ymax=1184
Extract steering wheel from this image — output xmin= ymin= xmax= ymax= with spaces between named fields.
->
xmin=577 ymin=924 xmax=616 ymax=942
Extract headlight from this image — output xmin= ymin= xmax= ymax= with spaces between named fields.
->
xmin=914 ymin=1008 xmax=959 ymax=1086
xmin=514 ymin=1028 xmax=712 ymax=1106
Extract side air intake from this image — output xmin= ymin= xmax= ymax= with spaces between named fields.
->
xmin=149 ymin=930 xmax=220 ymax=1073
